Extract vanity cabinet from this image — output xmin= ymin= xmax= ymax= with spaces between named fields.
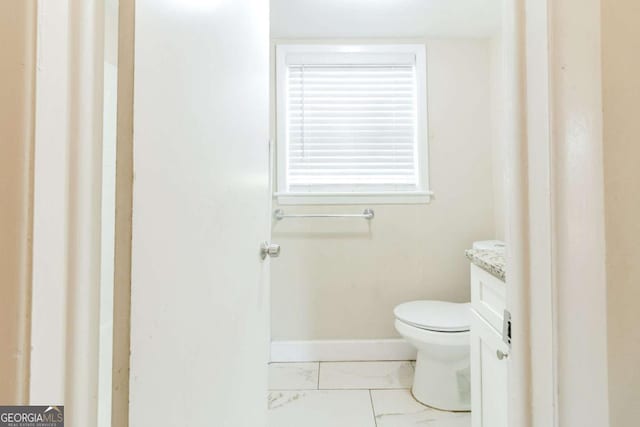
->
xmin=469 ymin=264 xmax=509 ymax=427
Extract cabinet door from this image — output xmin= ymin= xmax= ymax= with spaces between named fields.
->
xmin=470 ymin=264 xmax=506 ymax=332
xmin=470 ymin=310 xmax=509 ymax=427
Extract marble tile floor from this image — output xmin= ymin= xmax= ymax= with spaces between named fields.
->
xmin=268 ymin=361 xmax=471 ymax=427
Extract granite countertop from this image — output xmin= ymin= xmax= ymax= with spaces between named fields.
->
xmin=465 ymin=249 xmax=506 ymax=282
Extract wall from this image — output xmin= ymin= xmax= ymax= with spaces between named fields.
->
xmin=602 ymin=1 xmax=640 ymax=425
xmin=490 ymin=36 xmax=506 ymax=240
xmin=271 ymin=0 xmax=501 ymax=39
xmin=0 ymin=0 xmax=36 ymax=404
xmin=271 ymin=39 xmax=499 ymax=340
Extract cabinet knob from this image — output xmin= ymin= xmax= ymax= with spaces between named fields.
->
xmin=496 ymin=350 xmax=509 ymax=360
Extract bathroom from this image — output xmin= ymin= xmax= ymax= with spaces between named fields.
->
xmin=10 ymin=0 xmax=632 ymax=425
xmin=266 ymin=0 xmax=507 ymax=425
xmin=93 ymin=0 xmax=512 ymax=424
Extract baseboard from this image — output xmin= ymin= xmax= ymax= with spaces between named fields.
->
xmin=270 ymin=339 xmax=417 ymax=362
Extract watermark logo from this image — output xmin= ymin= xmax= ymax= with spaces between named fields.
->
xmin=0 ymin=406 xmax=64 ymax=427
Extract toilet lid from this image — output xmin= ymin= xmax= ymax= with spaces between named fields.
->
xmin=394 ymin=301 xmax=470 ymax=332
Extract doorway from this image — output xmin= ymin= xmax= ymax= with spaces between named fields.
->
xmin=266 ymin=1 xmax=506 ymax=426
xmin=26 ymin=0 xmax=616 ymax=425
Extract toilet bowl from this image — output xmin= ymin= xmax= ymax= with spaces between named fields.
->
xmin=394 ymin=300 xmax=471 ymax=411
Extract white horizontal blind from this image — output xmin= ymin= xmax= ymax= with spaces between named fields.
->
xmin=286 ymin=61 xmax=419 ymax=193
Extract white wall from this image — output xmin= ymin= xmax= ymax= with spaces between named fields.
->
xmin=490 ymin=36 xmax=506 ymax=240
xmin=271 ymin=38 xmax=499 ymax=340
xmin=602 ymin=1 xmax=640 ymax=425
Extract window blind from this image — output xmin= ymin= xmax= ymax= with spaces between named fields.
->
xmin=285 ymin=62 xmax=419 ymax=193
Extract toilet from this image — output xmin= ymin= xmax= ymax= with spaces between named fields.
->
xmin=394 ymin=300 xmax=471 ymax=411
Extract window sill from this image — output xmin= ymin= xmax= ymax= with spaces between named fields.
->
xmin=274 ymin=191 xmax=434 ymax=206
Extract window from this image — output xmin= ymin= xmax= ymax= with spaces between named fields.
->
xmin=275 ymin=44 xmax=430 ymax=204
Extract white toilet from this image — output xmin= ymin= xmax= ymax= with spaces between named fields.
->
xmin=394 ymin=300 xmax=471 ymax=411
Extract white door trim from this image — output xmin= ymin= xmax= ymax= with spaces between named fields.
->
xmin=31 ymin=2 xmax=105 ymax=426
xmin=513 ymin=0 xmax=611 ymax=426
xmin=504 ymin=0 xmax=533 ymax=424
xmin=545 ymin=0 xmax=610 ymax=425
xmin=64 ymin=2 xmax=105 ymax=424
xmin=31 ymin=0 xmax=71 ymax=405
xmin=522 ymin=0 xmax=558 ymax=425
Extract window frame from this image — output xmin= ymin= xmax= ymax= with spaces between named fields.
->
xmin=275 ymin=43 xmax=432 ymax=205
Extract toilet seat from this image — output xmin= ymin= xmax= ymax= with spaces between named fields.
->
xmin=394 ymin=301 xmax=470 ymax=333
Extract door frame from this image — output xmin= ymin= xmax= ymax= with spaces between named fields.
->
xmin=505 ymin=0 xmax=555 ymax=425
xmin=508 ymin=0 xmax=611 ymax=426
xmin=29 ymin=0 xmax=611 ymax=426
xmin=30 ymin=0 xmax=135 ymax=425
xmin=30 ymin=0 xmax=106 ymax=424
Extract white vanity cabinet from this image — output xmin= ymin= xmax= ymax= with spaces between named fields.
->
xmin=469 ymin=263 xmax=509 ymax=427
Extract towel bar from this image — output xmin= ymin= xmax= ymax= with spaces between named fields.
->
xmin=273 ymin=208 xmax=374 ymax=221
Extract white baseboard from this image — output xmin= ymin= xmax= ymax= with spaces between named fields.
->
xmin=270 ymin=339 xmax=417 ymax=362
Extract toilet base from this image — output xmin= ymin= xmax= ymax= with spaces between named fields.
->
xmin=412 ymin=348 xmax=471 ymax=411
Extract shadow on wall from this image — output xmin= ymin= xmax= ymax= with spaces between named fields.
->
xmin=272 ymin=214 xmax=374 ymax=240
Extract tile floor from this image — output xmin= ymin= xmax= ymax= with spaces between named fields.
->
xmin=268 ymin=361 xmax=471 ymax=427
